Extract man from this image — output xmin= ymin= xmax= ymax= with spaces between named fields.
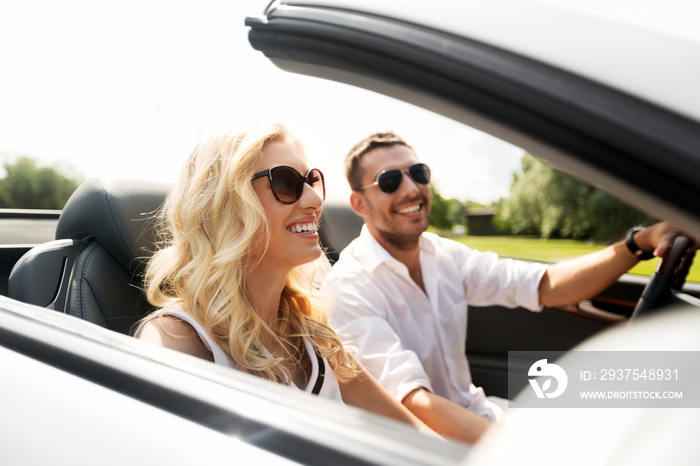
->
xmin=325 ymin=132 xmax=690 ymax=444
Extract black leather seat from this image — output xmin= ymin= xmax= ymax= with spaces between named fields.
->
xmin=9 ymin=177 xmax=171 ymax=334
xmin=9 ymin=178 xmax=363 ymax=334
xmin=317 ymin=199 xmax=364 ymax=264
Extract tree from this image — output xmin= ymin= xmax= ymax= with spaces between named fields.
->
xmin=0 ymin=156 xmax=82 ymax=209
xmin=496 ymin=154 xmax=655 ymax=242
xmin=446 ymin=198 xmax=467 ymax=227
xmin=429 ymin=184 xmax=452 ymax=230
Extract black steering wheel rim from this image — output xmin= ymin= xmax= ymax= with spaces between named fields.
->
xmin=631 ymin=236 xmax=695 ymax=321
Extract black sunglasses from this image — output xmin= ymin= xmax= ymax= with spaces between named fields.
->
xmin=359 ymin=163 xmax=431 ymax=194
xmin=252 ymin=165 xmax=326 ymax=204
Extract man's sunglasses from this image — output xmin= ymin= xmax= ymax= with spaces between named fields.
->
xmin=252 ymin=166 xmax=326 ymax=204
xmin=359 ymin=163 xmax=431 ymax=194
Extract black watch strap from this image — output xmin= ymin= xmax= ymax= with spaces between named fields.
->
xmin=625 ymin=227 xmax=655 ymax=260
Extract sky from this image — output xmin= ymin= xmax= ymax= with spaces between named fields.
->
xmin=0 ymin=0 xmax=525 ymax=204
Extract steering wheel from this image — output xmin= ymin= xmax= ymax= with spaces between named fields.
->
xmin=630 ymin=236 xmax=696 ymax=321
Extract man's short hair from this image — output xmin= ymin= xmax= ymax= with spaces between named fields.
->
xmin=345 ymin=132 xmax=413 ymax=191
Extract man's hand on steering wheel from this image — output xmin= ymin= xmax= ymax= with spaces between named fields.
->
xmin=629 ymin=222 xmax=697 ymax=320
xmin=631 ymin=222 xmax=698 ymax=260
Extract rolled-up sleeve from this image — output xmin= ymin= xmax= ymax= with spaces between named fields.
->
xmin=456 ymin=246 xmax=548 ymax=312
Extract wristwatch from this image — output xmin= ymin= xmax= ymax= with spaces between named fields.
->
xmin=625 ymin=227 xmax=655 ymax=260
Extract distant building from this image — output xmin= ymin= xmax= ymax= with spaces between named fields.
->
xmin=465 ymin=207 xmax=499 ymax=236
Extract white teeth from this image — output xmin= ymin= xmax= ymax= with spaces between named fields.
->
xmin=397 ymin=204 xmax=420 ymax=214
xmin=288 ymin=222 xmax=318 ymax=233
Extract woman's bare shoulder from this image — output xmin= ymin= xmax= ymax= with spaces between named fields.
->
xmin=138 ymin=313 xmax=215 ymax=362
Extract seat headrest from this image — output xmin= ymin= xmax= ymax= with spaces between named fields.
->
xmin=317 ymin=199 xmax=364 ymax=263
xmin=56 ymin=177 xmax=172 ymax=272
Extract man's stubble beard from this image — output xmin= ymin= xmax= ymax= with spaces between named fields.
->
xmin=370 ymin=196 xmax=430 ymax=251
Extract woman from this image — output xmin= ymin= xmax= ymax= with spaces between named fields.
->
xmin=135 ymin=122 xmax=435 ymax=433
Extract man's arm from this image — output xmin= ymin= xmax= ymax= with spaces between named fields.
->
xmin=539 ymin=222 xmax=693 ymax=307
xmin=402 ymin=388 xmax=491 ymax=444
xmin=338 ymin=364 xmax=441 ymax=439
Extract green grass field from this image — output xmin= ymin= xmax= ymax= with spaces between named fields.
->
xmin=447 ymin=235 xmax=700 ymax=283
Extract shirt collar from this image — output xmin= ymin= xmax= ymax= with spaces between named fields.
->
xmin=356 ymin=224 xmax=437 ymax=272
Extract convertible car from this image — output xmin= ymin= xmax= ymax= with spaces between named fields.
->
xmin=2 ymin=0 xmax=699 ymax=464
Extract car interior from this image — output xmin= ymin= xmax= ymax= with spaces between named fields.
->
xmin=6 ymin=177 xmax=366 ymax=334
xmin=8 ymin=178 xmax=169 ymax=334
xmin=6 ymin=175 xmax=699 ymax=402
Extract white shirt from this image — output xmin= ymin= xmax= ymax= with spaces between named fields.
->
xmin=134 ymin=307 xmax=344 ymax=402
xmin=326 ymin=226 xmax=547 ymax=420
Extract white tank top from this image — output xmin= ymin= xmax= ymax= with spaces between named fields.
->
xmin=135 ymin=308 xmax=344 ymax=402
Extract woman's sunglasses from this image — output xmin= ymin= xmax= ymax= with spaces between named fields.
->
xmin=359 ymin=163 xmax=431 ymax=194
xmin=252 ymin=166 xmax=326 ymax=204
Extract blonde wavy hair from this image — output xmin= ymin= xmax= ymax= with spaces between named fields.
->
xmin=144 ymin=122 xmax=357 ymax=383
